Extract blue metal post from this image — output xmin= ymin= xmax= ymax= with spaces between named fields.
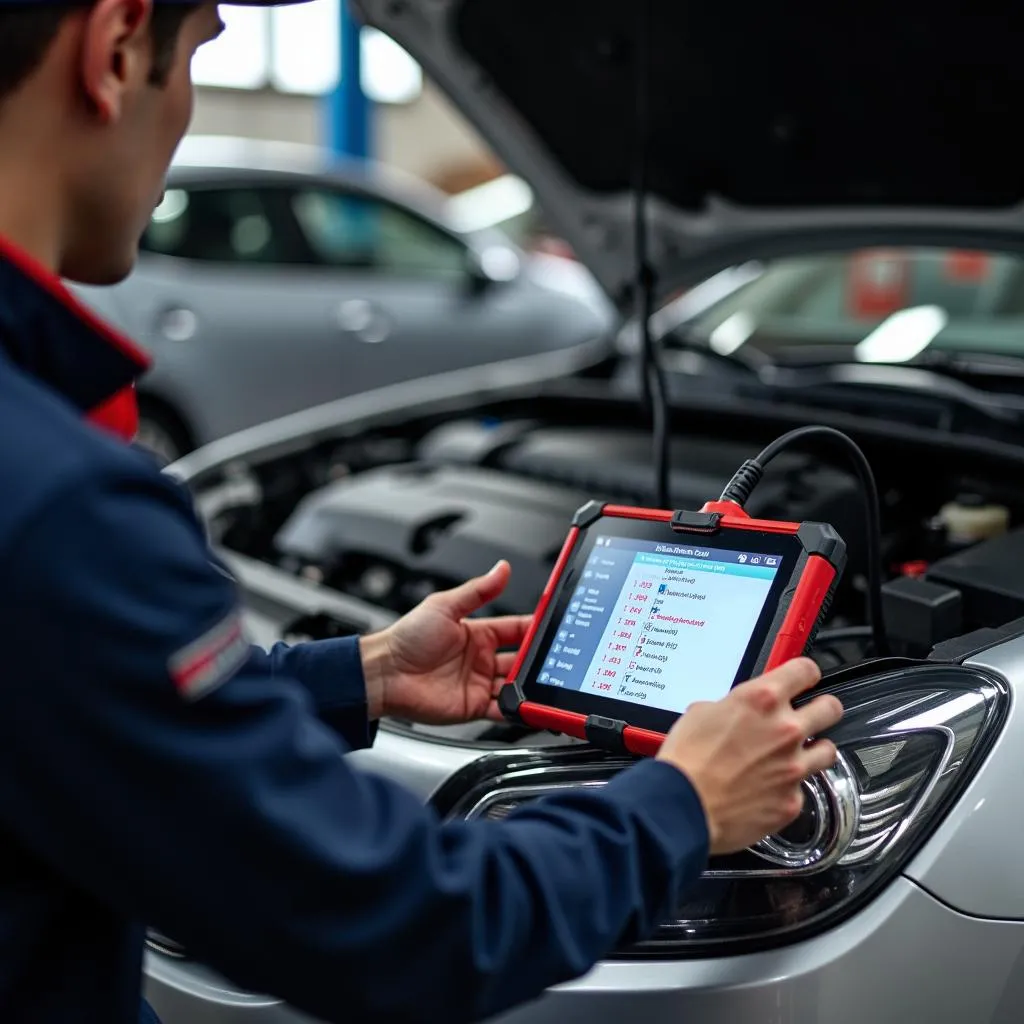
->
xmin=326 ymin=0 xmax=371 ymax=159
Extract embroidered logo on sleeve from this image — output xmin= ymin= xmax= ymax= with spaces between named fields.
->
xmin=169 ymin=610 xmax=249 ymax=700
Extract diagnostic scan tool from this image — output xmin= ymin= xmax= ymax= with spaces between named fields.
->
xmin=499 ymin=500 xmax=846 ymax=757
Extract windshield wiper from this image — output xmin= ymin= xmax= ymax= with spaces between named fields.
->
xmin=756 ymin=361 xmax=1024 ymax=427
xmin=661 ymin=328 xmax=769 ymax=374
xmin=626 ymin=309 xmax=1024 ymax=429
xmin=915 ymin=347 xmax=1024 ymax=383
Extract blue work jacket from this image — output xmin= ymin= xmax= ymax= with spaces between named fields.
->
xmin=0 ymin=238 xmax=709 ymax=1023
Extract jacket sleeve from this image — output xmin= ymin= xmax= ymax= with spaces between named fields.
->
xmin=173 ymin=470 xmax=376 ymax=749
xmin=0 ymin=466 xmax=709 ymax=1024
xmin=247 ymin=639 xmax=378 ymax=750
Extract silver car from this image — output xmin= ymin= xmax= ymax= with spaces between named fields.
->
xmin=75 ymin=135 xmax=613 ymax=463
xmin=146 ymin=0 xmax=1024 ymax=1021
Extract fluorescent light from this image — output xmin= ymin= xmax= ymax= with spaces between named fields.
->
xmin=191 ymin=7 xmax=269 ymax=89
xmin=190 ymin=2 xmax=422 ymax=102
xmin=709 ymin=311 xmax=756 ymax=354
xmin=361 ymin=28 xmax=422 ymax=104
xmin=854 ymin=305 xmax=948 ymax=364
xmin=271 ymin=0 xmax=340 ymax=94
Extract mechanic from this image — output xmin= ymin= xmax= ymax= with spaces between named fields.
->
xmin=0 ymin=2 xmax=844 ymax=1022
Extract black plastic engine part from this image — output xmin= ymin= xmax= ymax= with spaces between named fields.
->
xmin=417 ymin=421 xmax=864 ymax=566
xmin=881 ymin=575 xmax=963 ymax=655
xmin=417 ymin=419 xmax=538 ymax=466
xmin=274 ymin=464 xmax=591 ymax=615
xmin=926 ymin=527 xmax=1024 ymax=630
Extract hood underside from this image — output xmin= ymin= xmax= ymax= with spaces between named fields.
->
xmin=354 ymin=0 xmax=1024 ymax=309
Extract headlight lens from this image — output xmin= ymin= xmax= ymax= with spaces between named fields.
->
xmin=445 ymin=663 xmax=1008 ymax=955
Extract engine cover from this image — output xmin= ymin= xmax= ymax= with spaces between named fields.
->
xmin=276 ymin=425 xmax=864 ymax=617
xmin=275 ymin=464 xmax=591 ymax=615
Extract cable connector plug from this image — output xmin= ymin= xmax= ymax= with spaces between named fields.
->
xmin=719 ymin=425 xmax=889 ymax=657
xmin=720 ymin=458 xmax=764 ymax=508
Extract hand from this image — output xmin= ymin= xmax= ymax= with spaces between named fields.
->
xmin=360 ymin=561 xmax=531 ymax=726
xmin=657 ymin=658 xmax=843 ymax=855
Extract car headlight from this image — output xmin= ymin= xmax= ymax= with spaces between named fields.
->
xmin=439 ymin=663 xmax=1008 ymax=956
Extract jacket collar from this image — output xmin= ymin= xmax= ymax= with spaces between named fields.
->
xmin=0 ymin=236 xmax=151 ymax=441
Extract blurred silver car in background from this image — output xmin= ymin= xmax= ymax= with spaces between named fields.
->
xmin=75 ymin=135 xmax=612 ymax=462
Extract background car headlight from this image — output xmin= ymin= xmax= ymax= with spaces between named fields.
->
xmin=441 ymin=663 xmax=1008 ymax=956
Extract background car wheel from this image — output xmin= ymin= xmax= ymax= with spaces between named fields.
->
xmin=135 ymin=400 xmax=193 ymax=466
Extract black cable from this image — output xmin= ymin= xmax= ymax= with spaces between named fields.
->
xmin=719 ymin=425 xmax=890 ymax=658
xmin=632 ymin=0 xmax=670 ymax=510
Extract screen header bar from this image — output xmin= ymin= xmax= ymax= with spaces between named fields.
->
xmin=597 ymin=535 xmax=781 ymax=569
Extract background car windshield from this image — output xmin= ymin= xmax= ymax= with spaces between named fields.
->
xmin=684 ymin=248 xmax=1024 ymax=364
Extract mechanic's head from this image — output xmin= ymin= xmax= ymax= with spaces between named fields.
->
xmin=0 ymin=0 xmax=222 ymax=284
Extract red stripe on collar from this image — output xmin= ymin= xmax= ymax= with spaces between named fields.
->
xmin=87 ymin=384 xmax=139 ymax=442
xmin=0 ymin=236 xmax=152 ymax=372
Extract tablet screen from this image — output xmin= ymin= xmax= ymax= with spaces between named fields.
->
xmin=535 ymin=535 xmax=782 ymax=715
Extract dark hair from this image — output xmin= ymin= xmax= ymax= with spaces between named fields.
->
xmin=0 ymin=2 xmax=198 ymax=101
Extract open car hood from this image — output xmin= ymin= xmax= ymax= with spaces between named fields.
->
xmin=354 ymin=0 xmax=1024 ymax=312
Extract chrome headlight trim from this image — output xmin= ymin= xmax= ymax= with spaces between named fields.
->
xmin=742 ymin=751 xmax=860 ymax=875
xmin=436 ymin=662 xmax=1010 ymax=956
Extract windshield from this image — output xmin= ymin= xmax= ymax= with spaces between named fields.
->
xmin=678 ymin=248 xmax=1024 ymax=365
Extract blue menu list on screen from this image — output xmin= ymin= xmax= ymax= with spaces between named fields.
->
xmin=537 ymin=536 xmax=780 ymax=715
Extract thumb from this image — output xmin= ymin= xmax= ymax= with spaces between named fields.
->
xmin=441 ymin=560 xmax=511 ymax=619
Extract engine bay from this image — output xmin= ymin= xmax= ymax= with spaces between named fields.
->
xmin=272 ymin=422 xmax=863 ymax=619
xmin=202 ymin=387 xmax=1024 ymax=741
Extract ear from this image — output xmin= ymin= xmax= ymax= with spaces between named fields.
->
xmin=78 ymin=0 xmax=153 ymax=123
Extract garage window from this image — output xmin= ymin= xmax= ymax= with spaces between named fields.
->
xmin=189 ymin=0 xmax=422 ymax=103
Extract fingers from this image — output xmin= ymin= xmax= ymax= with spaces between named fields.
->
xmin=440 ymin=561 xmax=511 ymax=619
xmin=733 ymin=658 xmax=821 ymax=716
xmin=482 ymin=615 xmax=533 ymax=650
xmin=793 ymin=693 xmax=844 ymax=738
xmin=486 ymin=671 xmax=509 ymax=721
xmin=494 ymin=650 xmax=521 ymax=677
xmin=799 ymin=737 xmax=839 ymax=775
xmin=769 ymin=657 xmax=823 ymax=700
